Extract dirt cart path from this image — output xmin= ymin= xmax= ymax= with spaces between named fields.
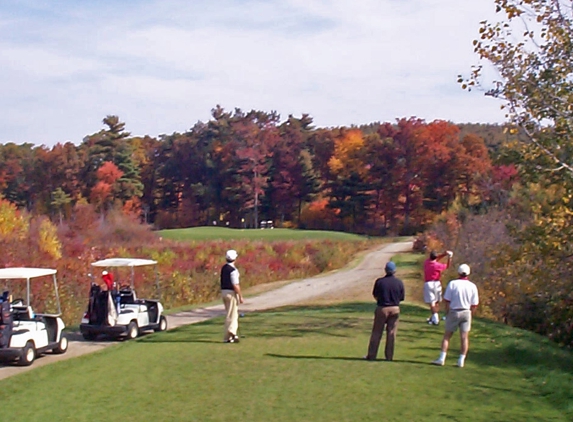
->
xmin=0 ymin=240 xmax=413 ymax=380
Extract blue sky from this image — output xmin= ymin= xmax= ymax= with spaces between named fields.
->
xmin=1 ymin=0 xmax=505 ymax=147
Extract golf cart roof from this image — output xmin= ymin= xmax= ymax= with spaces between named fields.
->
xmin=0 ymin=267 xmax=57 ymax=280
xmin=91 ymin=258 xmax=157 ymax=268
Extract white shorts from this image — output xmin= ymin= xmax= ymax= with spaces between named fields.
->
xmin=423 ymin=281 xmax=442 ymax=304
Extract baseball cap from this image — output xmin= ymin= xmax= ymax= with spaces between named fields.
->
xmin=385 ymin=261 xmax=397 ymax=274
xmin=225 ymin=250 xmax=238 ymax=261
xmin=458 ymin=264 xmax=470 ymax=276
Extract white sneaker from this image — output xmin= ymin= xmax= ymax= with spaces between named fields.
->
xmin=456 ymin=360 xmax=465 ymax=368
xmin=432 ymin=359 xmax=445 ymax=366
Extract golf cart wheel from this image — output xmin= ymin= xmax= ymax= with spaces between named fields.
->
xmin=19 ymin=341 xmax=36 ymax=366
xmin=155 ymin=316 xmax=167 ymax=332
xmin=127 ymin=321 xmax=138 ymax=339
xmin=82 ymin=332 xmax=96 ymax=341
xmin=53 ymin=334 xmax=68 ymax=354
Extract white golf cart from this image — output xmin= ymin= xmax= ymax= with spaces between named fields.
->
xmin=0 ymin=268 xmax=68 ymax=366
xmin=79 ymin=258 xmax=167 ymax=340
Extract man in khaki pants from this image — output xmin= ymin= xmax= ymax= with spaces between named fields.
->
xmin=364 ymin=261 xmax=405 ymax=361
xmin=220 ymin=249 xmax=243 ymax=343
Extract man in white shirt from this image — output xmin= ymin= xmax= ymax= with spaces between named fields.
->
xmin=432 ymin=264 xmax=479 ymax=368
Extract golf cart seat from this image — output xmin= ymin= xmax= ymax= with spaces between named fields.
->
xmin=12 ymin=305 xmax=35 ymax=321
xmin=119 ymin=288 xmax=137 ymax=305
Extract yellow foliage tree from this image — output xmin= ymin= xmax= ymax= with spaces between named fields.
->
xmin=327 ymin=130 xmax=366 ymax=177
xmin=0 ymin=198 xmax=28 ymax=240
xmin=38 ymin=218 xmax=62 ymax=260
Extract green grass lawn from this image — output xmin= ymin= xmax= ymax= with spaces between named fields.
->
xmin=159 ymin=226 xmax=374 ymax=241
xmin=2 ymin=303 xmax=572 ymax=421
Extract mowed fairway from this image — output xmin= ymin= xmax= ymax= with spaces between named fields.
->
xmin=1 ymin=303 xmax=571 ymax=421
xmin=159 ymin=226 xmax=370 ymax=241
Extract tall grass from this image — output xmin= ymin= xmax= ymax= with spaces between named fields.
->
xmin=53 ymin=228 xmax=379 ymax=325
xmin=1 ymin=202 xmax=380 ymax=326
xmin=146 ymin=238 xmax=377 ymax=311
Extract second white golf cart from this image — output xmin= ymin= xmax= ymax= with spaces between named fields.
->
xmin=0 ymin=267 xmax=68 ymax=366
xmin=79 ymin=258 xmax=167 ymax=340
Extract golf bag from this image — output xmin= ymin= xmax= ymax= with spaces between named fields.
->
xmin=0 ymin=299 xmax=13 ymax=348
xmin=87 ymin=284 xmax=117 ymax=326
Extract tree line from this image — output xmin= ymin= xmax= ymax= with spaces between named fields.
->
xmin=0 ymin=108 xmax=512 ymax=234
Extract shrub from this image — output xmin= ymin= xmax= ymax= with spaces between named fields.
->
xmin=1 ymin=199 xmax=378 ymax=326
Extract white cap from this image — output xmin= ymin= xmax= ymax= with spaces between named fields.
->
xmin=458 ymin=264 xmax=470 ymax=276
xmin=225 ymin=250 xmax=238 ymax=261
xmin=102 ymin=270 xmax=108 ymax=275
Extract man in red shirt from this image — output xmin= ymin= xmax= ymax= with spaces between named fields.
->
xmin=423 ymin=250 xmax=452 ymax=325
xmin=101 ymin=271 xmax=114 ymax=291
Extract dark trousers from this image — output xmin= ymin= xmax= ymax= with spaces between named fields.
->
xmin=366 ymin=306 xmax=400 ymax=361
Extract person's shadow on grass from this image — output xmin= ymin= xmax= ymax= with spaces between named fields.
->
xmin=265 ymin=353 xmax=421 ymax=364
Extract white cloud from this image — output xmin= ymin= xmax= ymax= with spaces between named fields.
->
xmin=0 ymin=0 xmax=506 ymax=146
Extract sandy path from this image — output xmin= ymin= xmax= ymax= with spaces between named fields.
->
xmin=0 ymin=240 xmax=412 ymax=380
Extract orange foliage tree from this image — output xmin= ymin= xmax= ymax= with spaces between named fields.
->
xmin=326 ymin=129 xmax=370 ymax=230
xmin=90 ymin=161 xmax=124 ymax=214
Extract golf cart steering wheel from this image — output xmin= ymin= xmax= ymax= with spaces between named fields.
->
xmin=11 ymin=298 xmax=25 ymax=306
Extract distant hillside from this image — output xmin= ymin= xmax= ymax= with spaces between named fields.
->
xmin=457 ymin=122 xmax=507 ymax=148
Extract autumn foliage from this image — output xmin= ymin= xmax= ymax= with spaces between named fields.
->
xmin=0 ymin=111 xmax=496 ymax=236
xmin=0 ymin=197 xmax=375 ymax=325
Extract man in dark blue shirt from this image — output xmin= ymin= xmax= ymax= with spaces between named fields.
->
xmin=364 ymin=261 xmax=405 ymax=361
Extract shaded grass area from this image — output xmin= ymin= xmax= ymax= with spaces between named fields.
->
xmin=159 ymin=226 xmax=374 ymax=241
xmin=1 ymin=303 xmax=571 ymax=421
